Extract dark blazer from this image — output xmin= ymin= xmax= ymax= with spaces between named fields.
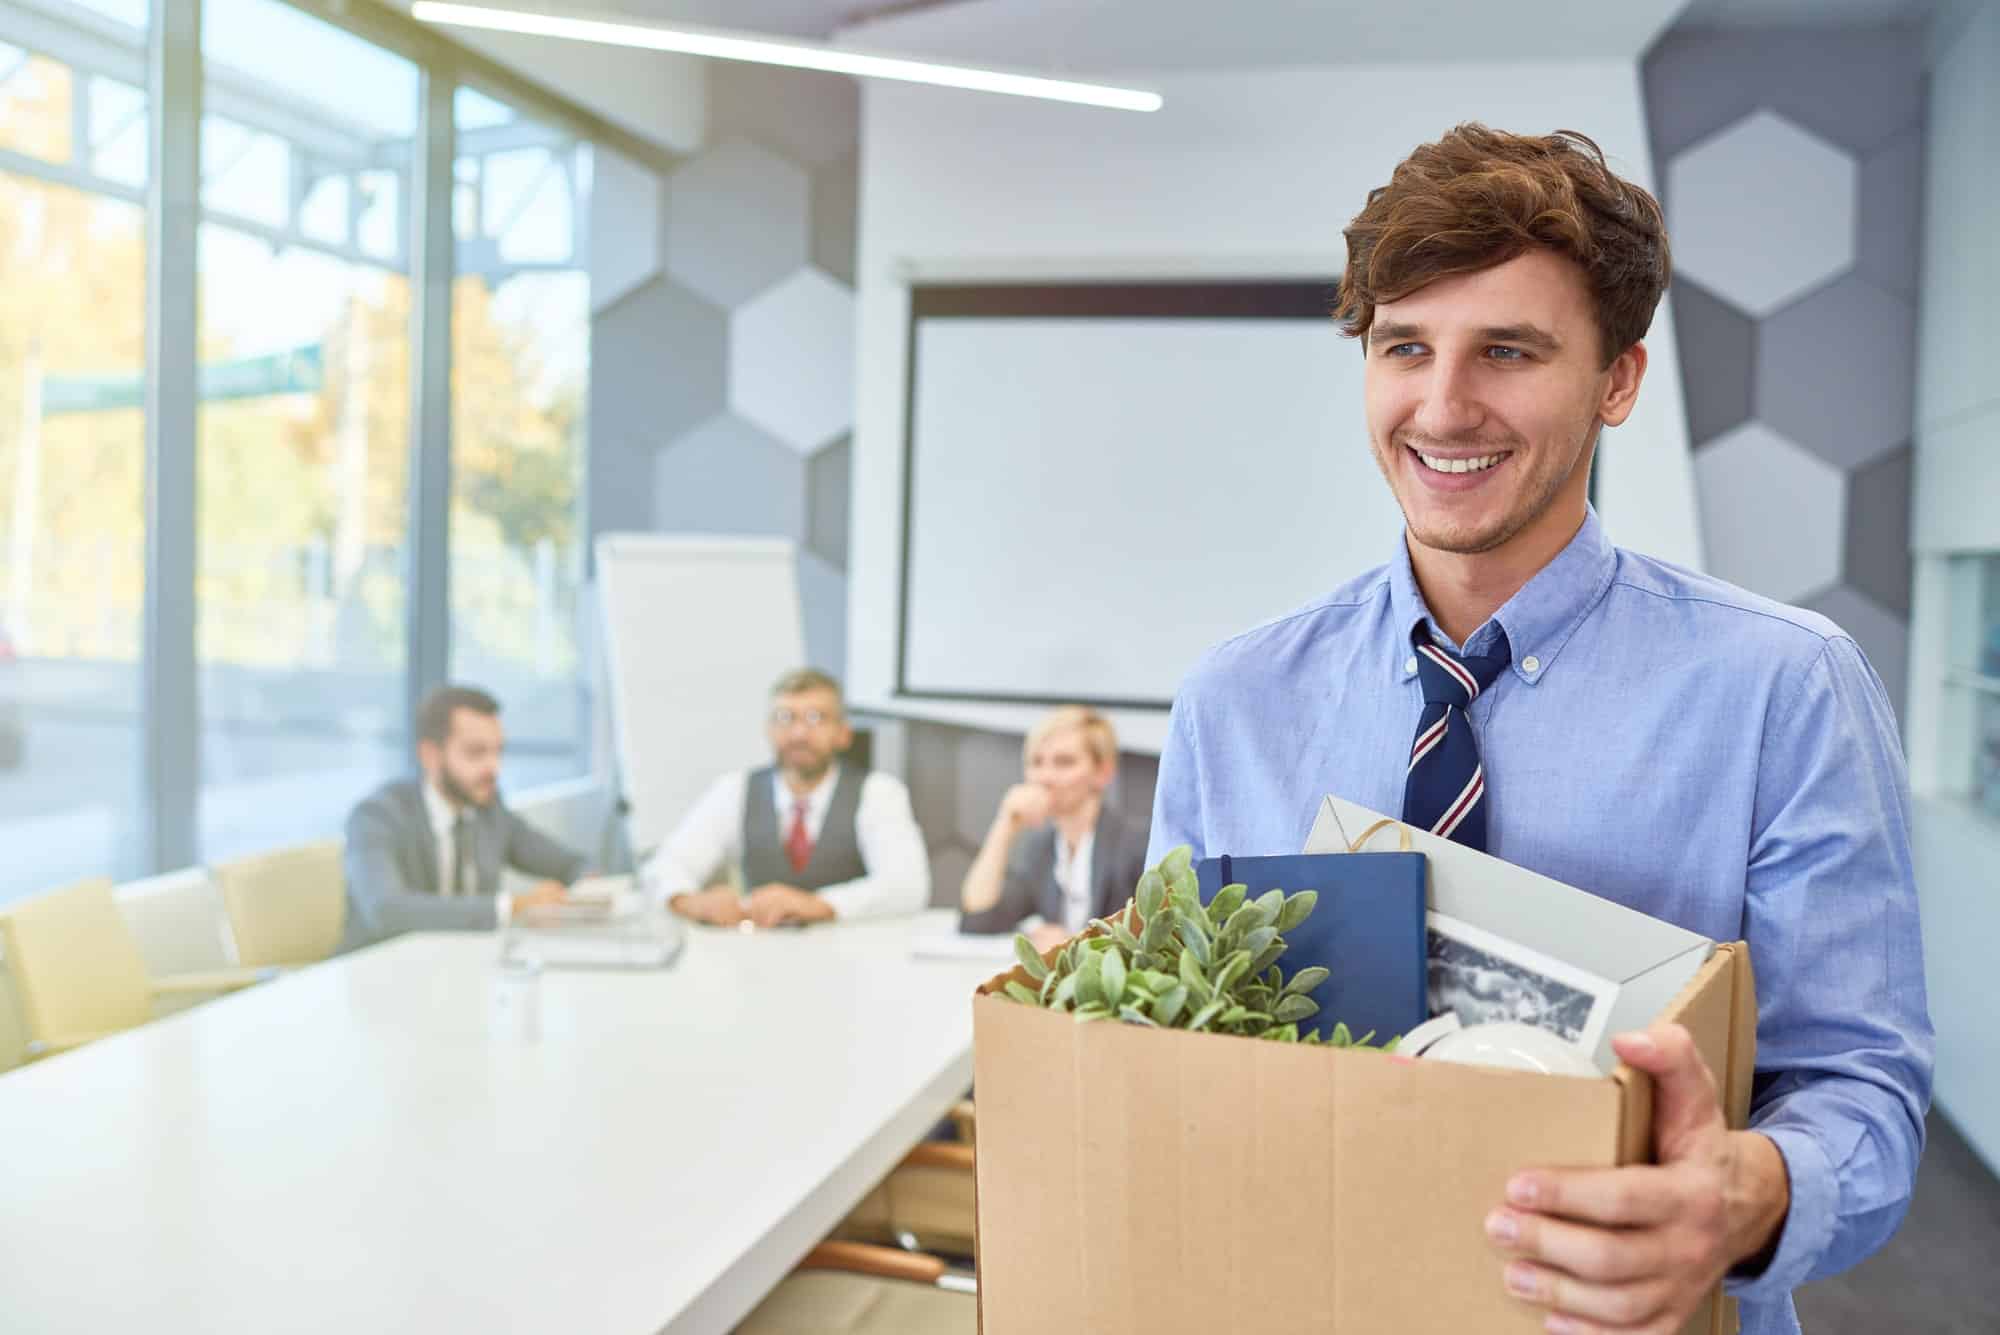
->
xmin=959 ymin=802 xmax=1150 ymax=935
xmin=340 ymin=777 xmax=589 ymax=951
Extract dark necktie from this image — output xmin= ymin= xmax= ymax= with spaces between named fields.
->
xmin=1401 ymin=626 xmax=1511 ymax=851
xmin=452 ymin=813 xmax=472 ymax=896
xmin=785 ymin=801 xmax=814 ymax=874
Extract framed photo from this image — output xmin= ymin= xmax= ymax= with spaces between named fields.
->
xmin=1426 ymin=910 xmax=1619 ymax=1056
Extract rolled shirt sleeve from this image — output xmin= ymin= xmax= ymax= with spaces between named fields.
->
xmin=1725 ymin=635 xmax=1933 ymax=1301
xmin=640 ymin=772 xmax=747 ymax=905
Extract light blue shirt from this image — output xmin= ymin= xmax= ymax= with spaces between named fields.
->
xmin=1148 ymin=507 xmax=1932 ymax=1335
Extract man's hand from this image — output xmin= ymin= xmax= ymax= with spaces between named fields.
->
xmin=508 ymin=881 xmax=568 ymax=921
xmin=1483 ymin=1023 xmax=1791 ymax=1335
xmin=746 ymin=883 xmax=836 ymax=927
xmin=997 ymin=783 xmax=1052 ymax=832
xmin=669 ymin=886 xmax=748 ymax=926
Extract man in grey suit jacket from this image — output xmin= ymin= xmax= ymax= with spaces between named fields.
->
xmin=341 ymin=685 xmax=588 ymax=951
xmin=958 ymin=707 xmax=1150 ymax=949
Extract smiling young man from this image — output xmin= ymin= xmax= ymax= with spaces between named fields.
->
xmin=1147 ymin=125 xmax=1931 ymax=1335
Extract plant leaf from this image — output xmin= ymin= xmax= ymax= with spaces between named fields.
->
xmin=1207 ymin=883 xmax=1246 ymax=928
xmin=1153 ymin=983 xmax=1188 ymax=1027
xmin=1118 ymin=1004 xmax=1159 ymax=1027
xmin=1003 ymin=981 xmax=1040 ymax=1005
xmin=1111 ymin=919 xmax=1144 ymax=954
xmin=1252 ymin=888 xmax=1286 ymax=927
xmin=1250 ymin=942 xmax=1287 ymax=976
xmin=1075 ymin=952 xmax=1104 ymax=1009
xmin=1135 ymin=869 xmax=1166 ymax=920
xmin=1282 ymin=966 xmax=1330 ymax=998
xmin=1051 ymin=974 xmax=1077 ymax=1010
xmin=1159 ymin=846 xmax=1194 ymax=880
xmin=1241 ymin=926 xmax=1277 ymax=961
xmin=1212 ymin=949 xmax=1252 ymax=995
xmin=1074 ymin=1004 xmax=1110 ymax=1023
xmin=1186 ymin=1000 xmax=1225 ymax=1032
xmin=1220 ymin=901 xmax=1263 ymax=941
xmin=1100 ymin=946 xmax=1128 ymax=1009
xmin=1277 ymin=889 xmax=1319 ymax=933
xmin=1174 ymin=909 xmax=1212 ymax=966
xmin=1273 ymin=994 xmax=1319 ymax=1023
xmin=1013 ymin=935 xmax=1050 ymax=982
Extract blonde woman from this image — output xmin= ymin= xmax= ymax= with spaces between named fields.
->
xmin=958 ymin=706 xmax=1150 ymax=951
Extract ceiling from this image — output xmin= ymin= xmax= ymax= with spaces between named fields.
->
xmin=1669 ymin=0 xmax=1937 ymax=28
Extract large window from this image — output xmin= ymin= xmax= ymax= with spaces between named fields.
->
xmin=194 ymin=0 xmax=418 ymax=859
xmin=450 ymin=85 xmax=592 ymax=787
xmin=0 ymin=0 xmax=149 ymax=901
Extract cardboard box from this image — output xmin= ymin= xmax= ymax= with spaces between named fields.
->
xmin=970 ymin=839 xmax=1758 ymax=1334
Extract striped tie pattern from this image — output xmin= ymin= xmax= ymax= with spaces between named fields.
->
xmin=1401 ymin=627 xmax=1511 ymax=851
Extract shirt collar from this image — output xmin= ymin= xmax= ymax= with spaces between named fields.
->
xmin=1388 ymin=505 xmax=1617 ymax=686
xmin=421 ymin=779 xmax=458 ymax=835
xmin=777 ymin=763 xmax=840 ymax=817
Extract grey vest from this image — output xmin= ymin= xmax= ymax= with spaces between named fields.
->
xmin=741 ymin=765 xmax=868 ymax=891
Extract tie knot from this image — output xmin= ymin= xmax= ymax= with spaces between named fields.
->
xmin=1413 ymin=628 xmax=1511 ymax=708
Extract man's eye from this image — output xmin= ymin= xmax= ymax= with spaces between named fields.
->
xmin=1487 ymin=346 xmax=1527 ymax=361
xmin=1385 ymin=342 xmax=1425 ymax=357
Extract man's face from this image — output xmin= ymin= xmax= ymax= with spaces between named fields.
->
xmin=1363 ymin=249 xmax=1644 ymax=559
xmin=766 ymin=687 xmax=850 ymax=782
xmin=1026 ymin=728 xmax=1114 ymax=819
xmin=421 ymin=708 xmax=504 ymax=808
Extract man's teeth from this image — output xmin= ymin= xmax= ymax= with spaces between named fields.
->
xmin=1416 ymin=450 xmax=1504 ymax=475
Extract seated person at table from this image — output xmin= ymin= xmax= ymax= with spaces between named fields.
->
xmin=645 ymin=668 xmax=930 ymax=927
xmin=957 ymin=706 xmax=1149 ymax=951
xmin=341 ymin=684 xmax=586 ymax=949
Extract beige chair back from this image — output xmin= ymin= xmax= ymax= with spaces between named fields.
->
xmin=213 ymin=839 xmax=346 ymax=968
xmin=0 ymin=878 xmax=155 ymax=1046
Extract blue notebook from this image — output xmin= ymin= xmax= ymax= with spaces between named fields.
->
xmin=1195 ymin=851 xmax=1428 ymax=1045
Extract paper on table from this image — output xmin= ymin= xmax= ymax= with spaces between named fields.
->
xmin=911 ymin=924 xmax=1021 ymax=963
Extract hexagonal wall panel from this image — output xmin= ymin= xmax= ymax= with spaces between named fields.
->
xmin=806 ymin=435 xmax=851 ymax=570
xmin=1855 ymin=126 xmax=1923 ymax=300
xmin=1844 ymin=444 xmax=1913 ymax=618
xmin=592 ymin=276 xmax=727 ymax=449
xmin=811 ymin=154 xmax=858 ymax=286
xmin=1671 ymin=279 xmax=1756 ymax=447
xmin=1804 ymin=585 xmax=1908 ymax=728
xmin=1755 ymin=277 xmax=1915 ymax=471
xmin=663 ymin=139 xmax=809 ymax=309
xmin=1668 ymin=110 xmax=1857 ymax=318
xmin=652 ymin=412 xmax=805 ymax=541
xmin=1694 ymin=422 xmax=1845 ymax=605
xmin=588 ymin=147 xmax=663 ymax=315
xmin=728 ymin=266 xmax=856 ymax=455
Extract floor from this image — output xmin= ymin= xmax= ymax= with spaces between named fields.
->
xmin=1792 ymin=1109 xmax=2000 ymax=1333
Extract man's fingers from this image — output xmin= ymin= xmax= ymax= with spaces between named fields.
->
xmin=1486 ymin=1210 xmax=1668 ymax=1282
xmin=1502 ymin=1261 xmax=1677 ymax=1331
xmin=1612 ymin=1023 xmax=1723 ymax=1157
xmin=1508 ymin=1165 xmax=1684 ymax=1227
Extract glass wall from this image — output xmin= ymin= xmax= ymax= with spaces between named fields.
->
xmin=0 ymin=0 xmax=149 ymax=900
xmin=193 ymin=0 xmax=420 ymax=860
xmin=450 ymin=85 xmax=592 ymax=787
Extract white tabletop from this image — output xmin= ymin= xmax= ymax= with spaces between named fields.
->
xmin=0 ymin=909 xmax=999 ymax=1334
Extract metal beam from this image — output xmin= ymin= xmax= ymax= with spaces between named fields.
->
xmin=404 ymin=66 xmax=454 ymax=749
xmin=141 ymin=0 xmax=200 ymax=869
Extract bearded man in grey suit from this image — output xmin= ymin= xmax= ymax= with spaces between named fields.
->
xmin=341 ymin=685 xmax=587 ymax=950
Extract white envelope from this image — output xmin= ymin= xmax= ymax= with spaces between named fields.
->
xmin=1304 ymin=795 xmax=1714 ymax=1074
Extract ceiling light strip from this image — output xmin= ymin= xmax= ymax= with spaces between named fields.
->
xmin=410 ymin=2 xmax=1164 ymax=112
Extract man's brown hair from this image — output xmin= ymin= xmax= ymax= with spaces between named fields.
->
xmin=1334 ymin=124 xmax=1671 ymax=368
xmin=771 ymin=667 xmax=844 ymax=713
xmin=416 ymin=684 xmax=500 ymax=745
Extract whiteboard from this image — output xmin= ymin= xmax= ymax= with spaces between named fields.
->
xmin=595 ymin=535 xmax=805 ymax=857
xmin=902 ymin=315 xmax=1403 ymax=705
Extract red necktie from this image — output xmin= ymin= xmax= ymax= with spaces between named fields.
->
xmin=785 ymin=801 xmax=814 ymax=873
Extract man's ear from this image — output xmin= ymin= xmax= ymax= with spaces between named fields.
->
xmin=1599 ymin=340 xmax=1648 ymax=428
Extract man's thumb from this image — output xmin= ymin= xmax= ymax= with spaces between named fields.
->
xmin=1612 ymin=1023 xmax=1723 ymax=1159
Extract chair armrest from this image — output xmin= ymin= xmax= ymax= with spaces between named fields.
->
xmin=901 ymin=1142 xmax=975 ymax=1174
xmin=25 ymin=1032 xmax=118 ymax=1058
xmin=798 ymin=1241 xmax=946 ymax=1284
xmin=151 ymin=966 xmax=280 ymax=996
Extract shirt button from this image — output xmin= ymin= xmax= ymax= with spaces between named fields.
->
xmin=1521 ymin=655 xmax=1542 ymax=675
xmin=1404 ymin=656 xmax=1419 ymax=675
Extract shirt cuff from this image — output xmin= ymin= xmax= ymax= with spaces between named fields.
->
xmin=1723 ymin=1124 xmax=1837 ymax=1302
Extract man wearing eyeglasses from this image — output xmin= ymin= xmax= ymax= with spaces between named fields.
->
xmin=643 ymin=668 xmax=932 ymax=927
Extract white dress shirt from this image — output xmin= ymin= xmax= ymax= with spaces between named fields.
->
xmin=422 ymin=780 xmax=510 ymax=920
xmin=1052 ymin=827 xmax=1096 ymax=933
xmin=642 ymin=764 xmax=931 ymax=921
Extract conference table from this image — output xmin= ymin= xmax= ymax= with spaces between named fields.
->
xmin=0 ymin=909 xmax=1003 ymax=1333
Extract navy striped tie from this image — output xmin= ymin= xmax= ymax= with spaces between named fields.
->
xmin=1401 ymin=627 xmax=1511 ymax=851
